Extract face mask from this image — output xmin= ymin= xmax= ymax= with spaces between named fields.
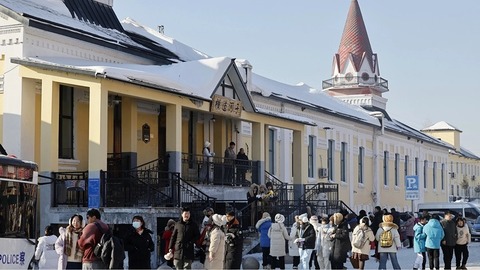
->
xmin=132 ymin=221 xmax=141 ymax=229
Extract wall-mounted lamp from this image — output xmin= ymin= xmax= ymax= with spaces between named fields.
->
xmin=113 ymin=95 xmax=121 ymax=105
xmin=301 ymin=107 xmax=306 ymax=111
xmin=211 ymin=116 xmax=216 ymax=122
xmin=407 ymin=136 xmax=411 ymax=140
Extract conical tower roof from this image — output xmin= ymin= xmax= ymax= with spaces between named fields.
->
xmin=337 ymin=0 xmax=373 ymax=72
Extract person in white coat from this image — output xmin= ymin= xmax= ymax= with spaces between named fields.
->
xmin=35 ymin=225 xmax=59 ymax=270
xmin=204 ymin=214 xmax=226 ymax=270
xmin=268 ymin=214 xmax=292 ymax=269
xmin=317 ymin=216 xmax=333 ymax=270
xmin=350 ymin=217 xmax=375 ymax=270
xmin=199 ymin=141 xmax=215 ymax=184
xmin=375 ymin=214 xmax=402 ymax=270
xmin=55 ymin=214 xmax=84 ymax=269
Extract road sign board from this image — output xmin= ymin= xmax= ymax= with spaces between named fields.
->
xmin=405 ymin=175 xmax=419 ymax=200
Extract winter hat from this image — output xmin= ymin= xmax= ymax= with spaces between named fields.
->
xmin=309 ymin=215 xmax=319 ymax=224
xmin=299 ymin=213 xmax=308 ymax=221
xmin=204 ymin=141 xmax=211 ymax=148
xmin=360 ymin=217 xmax=370 ymax=226
xmin=212 ymin=214 xmax=227 ymax=227
xmin=262 ymin=212 xmax=271 ymax=219
xmin=275 ymin=214 xmax=285 ymax=224
xmin=302 ymin=216 xmax=309 ymax=223
xmin=382 ymin=214 xmax=394 ymax=223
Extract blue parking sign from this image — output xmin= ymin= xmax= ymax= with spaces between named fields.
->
xmin=405 ymin=175 xmax=419 ymax=200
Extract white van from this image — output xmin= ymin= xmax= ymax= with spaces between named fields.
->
xmin=417 ymin=202 xmax=480 ymax=240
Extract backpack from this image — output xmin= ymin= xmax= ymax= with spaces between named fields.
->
xmin=379 ymin=228 xmax=393 ymax=248
xmin=93 ymin=222 xmax=125 ymax=269
xmin=352 ymin=227 xmax=368 ymax=249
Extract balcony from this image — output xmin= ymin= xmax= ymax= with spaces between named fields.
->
xmin=322 ymin=75 xmax=388 ymax=92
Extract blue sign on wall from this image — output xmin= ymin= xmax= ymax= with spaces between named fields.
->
xmin=88 ymin=178 xmax=101 ymax=208
xmin=405 ymin=175 xmax=419 ymax=200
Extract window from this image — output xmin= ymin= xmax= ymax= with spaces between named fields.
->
xmin=59 ymin=85 xmax=74 ymax=159
xmin=441 ymin=163 xmax=445 ymax=190
xmin=340 ymin=142 xmax=347 ymax=182
xmin=268 ymin=129 xmax=275 ymax=173
xmin=308 ymin=136 xmax=315 ymax=178
xmin=358 ymin=147 xmax=364 ymax=184
xmin=394 ymin=154 xmax=399 ymax=186
xmin=415 ymin=157 xmax=419 ymax=176
xmin=404 ymin=155 xmax=409 ymax=177
xmin=424 ymin=160 xmax=428 ymax=189
xmin=383 ymin=151 xmax=389 ymax=185
xmin=433 ymin=162 xmax=437 ymax=190
xmin=328 ymin=140 xmax=335 ymax=181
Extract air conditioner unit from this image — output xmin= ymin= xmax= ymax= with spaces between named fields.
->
xmin=318 ymin=168 xmax=328 ymax=178
xmin=472 ymin=175 xmax=476 ymax=181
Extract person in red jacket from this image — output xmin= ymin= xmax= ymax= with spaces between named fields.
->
xmin=77 ymin=208 xmax=110 ymax=269
xmin=162 ymin=219 xmax=175 ymax=267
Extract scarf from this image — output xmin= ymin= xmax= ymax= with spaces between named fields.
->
xmin=65 ymin=226 xmax=83 ymax=260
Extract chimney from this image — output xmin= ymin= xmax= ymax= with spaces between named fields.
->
xmin=95 ymin=0 xmax=113 ymax=6
xmin=238 ymin=60 xmax=252 ymax=92
xmin=158 ymin=25 xmax=165 ymax=34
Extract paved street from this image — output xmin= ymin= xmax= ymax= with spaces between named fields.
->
xmin=239 ymin=241 xmax=480 ymax=270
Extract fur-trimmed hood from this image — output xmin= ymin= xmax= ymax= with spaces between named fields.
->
xmin=379 ymin=221 xmax=398 ymax=230
xmin=256 ymin=216 xmax=272 ymax=229
xmin=248 ymin=183 xmax=259 ymax=197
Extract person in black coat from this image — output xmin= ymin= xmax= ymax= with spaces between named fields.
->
xmin=124 ymin=215 xmax=154 ymax=269
xmin=329 ymin=212 xmax=350 ymax=270
xmin=169 ymin=207 xmax=200 ymax=269
xmin=224 ymin=211 xmax=243 ymax=270
xmin=236 ymin=148 xmax=249 ymax=186
xmin=294 ymin=216 xmax=316 ymax=270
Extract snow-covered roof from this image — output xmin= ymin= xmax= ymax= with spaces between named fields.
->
xmin=121 ymin=18 xmax=210 ymax=62
xmin=243 ymin=71 xmax=380 ymax=126
xmin=1 ymin=0 xmax=138 ymax=47
xmin=422 ymin=121 xmax=462 ymax=132
xmin=15 ymin=56 xmax=233 ymax=100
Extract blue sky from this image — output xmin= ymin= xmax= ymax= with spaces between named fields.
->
xmin=114 ymin=0 xmax=480 ymax=156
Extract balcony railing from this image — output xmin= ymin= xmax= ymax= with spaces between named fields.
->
xmin=52 ymin=171 xmax=88 ymax=207
xmin=322 ymin=75 xmax=388 ymax=91
xmin=181 ymin=153 xmax=260 ymax=186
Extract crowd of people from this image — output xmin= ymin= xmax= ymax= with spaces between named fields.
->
xmin=34 ymin=208 xmax=154 ymax=270
xmin=32 ymin=205 xmax=472 ymax=270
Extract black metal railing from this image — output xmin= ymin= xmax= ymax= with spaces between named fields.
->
xmin=52 ymin=171 xmax=89 ymax=207
xmin=264 ymin=171 xmax=295 ymax=204
xmin=100 ymin=169 xmax=172 ymax=207
xmin=180 ymin=153 xmax=260 ymax=186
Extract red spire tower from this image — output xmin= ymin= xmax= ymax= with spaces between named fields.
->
xmin=323 ymin=0 xmax=389 ymax=110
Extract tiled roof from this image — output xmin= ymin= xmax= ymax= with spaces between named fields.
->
xmin=337 ymin=0 xmax=373 ymax=72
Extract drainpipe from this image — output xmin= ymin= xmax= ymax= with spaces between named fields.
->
xmin=370 ymin=111 xmax=384 ymax=208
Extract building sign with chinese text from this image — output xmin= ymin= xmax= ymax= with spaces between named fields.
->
xmin=211 ymin=95 xmax=242 ymax=118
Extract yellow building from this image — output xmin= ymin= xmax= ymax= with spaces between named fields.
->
xmin=1 ymin=0 xmax=478 ymax=265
